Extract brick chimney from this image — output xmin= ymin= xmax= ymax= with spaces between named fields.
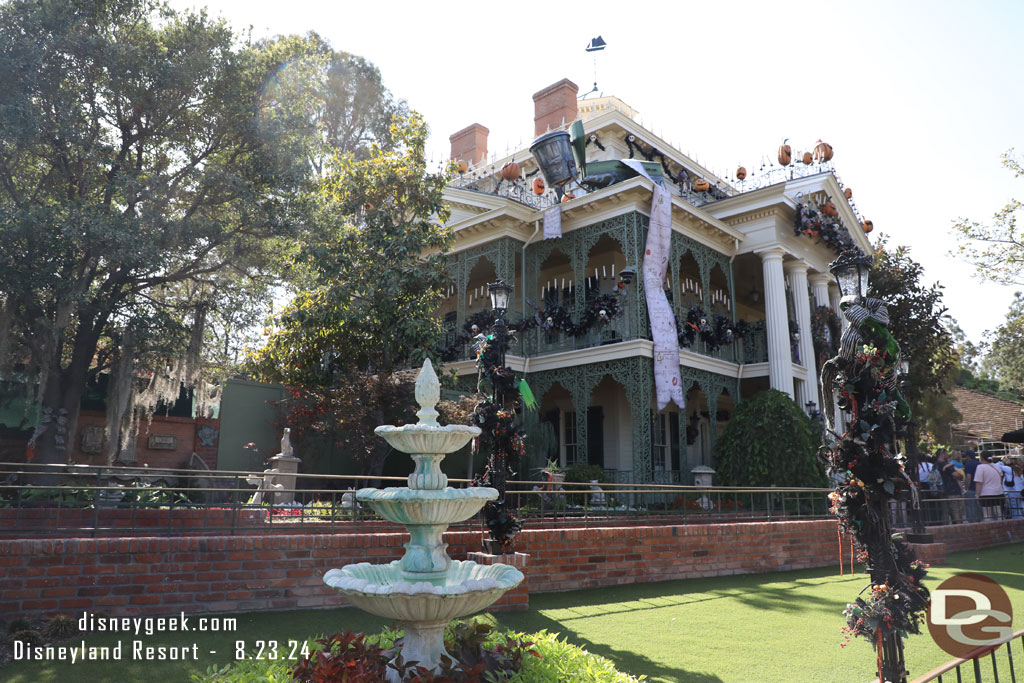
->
xmin=449 ymin=123 xmax=489 ymax=166
xmin=532 ymin=78 xmax=579 ymax=136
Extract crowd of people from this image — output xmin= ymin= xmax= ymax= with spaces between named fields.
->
xmin=915 ymin=446 xmax=1024 ymax=524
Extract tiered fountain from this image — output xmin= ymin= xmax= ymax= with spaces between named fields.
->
xmin=324 ymin=359 xmax=524 ymax=677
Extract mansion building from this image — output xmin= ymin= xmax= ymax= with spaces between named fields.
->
xmin=437 ymin=78 xmax=871 ymax=484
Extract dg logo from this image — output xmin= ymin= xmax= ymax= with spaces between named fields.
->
xmin=928 ymin=573 xmax=1013 ymax=657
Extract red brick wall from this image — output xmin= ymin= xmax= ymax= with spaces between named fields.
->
xmin=3 ymin=520 xmax=1022 ymax=620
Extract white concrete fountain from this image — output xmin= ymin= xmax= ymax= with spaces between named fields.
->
xmin=323 ymin=358 xmax=524 ymax=677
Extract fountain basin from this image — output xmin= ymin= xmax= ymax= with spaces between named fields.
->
xmin=357 ymin=487 xmax=496 ymax=526
xmin=374 ymin=423 xmax=479 ymax=455
xmin=324 ymin=560 xmax=523 ymax=623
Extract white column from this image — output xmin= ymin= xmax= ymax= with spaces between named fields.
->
xmin=824 ymin=281 xmax=844 ymax=430
xmin=759 ymin=248 xmax=794 ymax=398
xmin=809 ymin=273 xmax=831 ymax=308
xmin=785 ymin=262 xmax=817 ymax=411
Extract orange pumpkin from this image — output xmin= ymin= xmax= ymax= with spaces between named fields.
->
xmin=736 ymin=166 xmax=747 ymax=180
xmin=694 ymin=178 xmax=710 ymax=192
xmin=801 ymin=151 xmax=813 ymax=165
xmin=561 ymin=192 xmax=575 ymax=203
xmin=844 ymin=187 xmax=853 ymax=200
xmin=822 ymin=201 xmax=838 ymax=217
xmin=500 ymin=161 xmax=520 ymax=181
xmin=532 ymin=177 xmax=546 ymax=195
xmin=862 ymin=220 xmax=874 ymax=233
xmin=778 ymin=140 xmax=792 ymax=166
xmin=456 ymin=159 xmax=468 ymax=173
xmin=813 ymin=139 xmax=834 ymax=162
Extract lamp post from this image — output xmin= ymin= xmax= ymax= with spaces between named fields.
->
xmin=488 ymin=279 xmax=513 ymax=368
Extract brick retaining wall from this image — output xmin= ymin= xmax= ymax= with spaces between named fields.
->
xmin=2 ymin=519 xmax=1023 ymax=620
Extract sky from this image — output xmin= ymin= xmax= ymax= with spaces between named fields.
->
xmin=171 ymin=0 xmax=1024 ymax=345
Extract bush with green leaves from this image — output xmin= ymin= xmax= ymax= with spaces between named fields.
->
xmin=713 ymin=389 xmax=827 ymax=488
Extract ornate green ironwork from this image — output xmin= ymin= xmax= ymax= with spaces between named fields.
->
xmin=446 ymin=237 xmax=522 ymax=328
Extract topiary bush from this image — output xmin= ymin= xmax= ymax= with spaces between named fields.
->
xmin=713 ymin=389 xmax=827 ymax=488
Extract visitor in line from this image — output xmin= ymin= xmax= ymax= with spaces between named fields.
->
xmin=962 ymin=448 xmax=982 ymax=523
xmin=936 ymin=449 xmax=964 ymax=524
xmin=918 ymin=454 xmax=941 ymax=525
xmin=1005 ymin=453 xmax=1024 ymax=520
xmin=973 ymin=453 xmax=1006 ymax=521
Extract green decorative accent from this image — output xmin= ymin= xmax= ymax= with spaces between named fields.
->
xmin=446 ymin=237 xmax=522 ymax=329
xmin=518 ymin=379 xmax=537 ymax=411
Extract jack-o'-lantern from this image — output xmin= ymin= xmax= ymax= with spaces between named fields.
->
xmin=822 ymin=201 xmax=838 ymax=217
xmin=532 ymin=177 xmax=546 ymax=195
xmin=561 ymin=192 xmax=575 ymax=203
xmin=500 ymin=161 xmax=520 ymax=181
xmin=778 ymin=139 xmax=792 ymax=166
xmin=456 ymin=159 xmax=468 ymax=173
xmin=844 ymin=187 xmax=853 ymax=200
xmin=736 ymin=166 xmax=747 ymax=180
xmin=862 ymin=220 xmax=874 ymax=233
xmin=694 ymin=178 xmax=710 ymax=192
xmin=813 ymin=139 xmax=834 ymax=162
xmin=801 ymin=151 xmax=813 ymax=165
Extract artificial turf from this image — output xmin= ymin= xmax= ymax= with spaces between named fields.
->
xmin=4 ymin=544 xmax=1024 ymax=682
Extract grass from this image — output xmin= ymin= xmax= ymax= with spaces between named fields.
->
xmin=4 ymin=544 xmax=1024 ymax=682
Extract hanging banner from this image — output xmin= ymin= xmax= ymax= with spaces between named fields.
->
xmin=543 ymin=204 xmax=562 ymax=239
xmin=624 ymin=161 xmax=685 ymax=411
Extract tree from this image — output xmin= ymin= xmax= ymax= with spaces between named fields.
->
xmin=713 ymin=389 xmax=825 ymax=487
xmin=249 ymin=112 xmax=453 ymax=478
xmin=868 ymin=239 xmax=961 ymax=439
xmin=985 ymin=292 xmax=1024 ymax=392
xmin=952 ymin=150 xmax=1024 ymax=286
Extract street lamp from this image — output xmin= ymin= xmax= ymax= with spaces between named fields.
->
xmin=617 ymin=266 xmax=636 ymax=287
xmin=828 ymin=249 xmax=873 ymax=306
xmin=488 ymin=279 xmax=513 ymax=316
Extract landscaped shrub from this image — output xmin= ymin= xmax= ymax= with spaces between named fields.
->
xmin=713 ymin=389 xmax=827 ymax=488
xmin=195 ymin=623 xmax=642 ymax=683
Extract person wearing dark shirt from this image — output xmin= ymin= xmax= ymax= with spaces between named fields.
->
xmin=963 ymin=449 xmax=981 ymax=522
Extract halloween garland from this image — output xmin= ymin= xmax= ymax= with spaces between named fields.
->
xmin=623 ymin=135 xmax=728 ymax=200
xmin=819 ymin=289 xmax=928 ymax=679
xmin=585 ymin=134 xmax=606 ymax=151
xmin=794 ymin=203 xmax=857 ymax=256
xmin=438 ymin=293 xmax=623 ymax=362
xmin=676 ymin=305 xmax=751 ymax=352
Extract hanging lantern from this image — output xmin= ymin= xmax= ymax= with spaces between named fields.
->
xmin=778 ymin=139 xmax=792 ymax=166
xmin=694 ymin=178 xmax=710 ymax=192
xmin=532 ymin=177 xmax=546 ymax=195
xmin=487 ymin=279 xmax=514 ymax=315
xmin=500 ymin=161 xmax=521 ymax=181
xmin=801 ymin=151 xmax=813 ymax=165
xmin=822 ymin=201 xmax=838 ymax=217
xmin=828 ymin=249 xmax=873 ymax=304
xmin=736 ymin=166 xmax=747 ymax=180
xmin=844 ymin=187 xmax=853 ymax=200
xmin=862 ymin=219 xmax=874 ymax=233
xmin=813 ymin=139 xmax=834 ymax=162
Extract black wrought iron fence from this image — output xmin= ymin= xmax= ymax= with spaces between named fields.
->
xmin=0 ymin=462 xmax=833 ymax=538
xmin=913 ymin=628 xmax=1024 ymax=682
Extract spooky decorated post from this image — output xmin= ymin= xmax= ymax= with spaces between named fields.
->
xmin=819 ymin=249 xmax=930 ymax=683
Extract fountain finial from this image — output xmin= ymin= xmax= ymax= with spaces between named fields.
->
xmin=415 ymin=358 xmax=441 ymax=427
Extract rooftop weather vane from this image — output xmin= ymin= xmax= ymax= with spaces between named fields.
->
xmin=583 ymin=35 xmax=606 ymax=98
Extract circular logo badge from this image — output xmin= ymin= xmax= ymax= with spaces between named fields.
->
xmin=927 ymin=573 xmax=1013 ymax=658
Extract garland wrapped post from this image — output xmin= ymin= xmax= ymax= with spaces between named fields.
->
xmin=819 ymin=250 xmax=929 ymax=683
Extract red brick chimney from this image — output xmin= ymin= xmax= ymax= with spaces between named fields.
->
xmin=532 ymin=78 xmax=579 ymax=136
xmin=449 ymin=123 xmax=489 ymax=166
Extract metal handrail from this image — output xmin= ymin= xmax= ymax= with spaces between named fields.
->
xmin=912 ymin=628 xmax=1024 ymax=682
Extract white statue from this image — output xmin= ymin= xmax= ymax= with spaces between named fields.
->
xmin=281 ymin=428 xmax=293 ymax=457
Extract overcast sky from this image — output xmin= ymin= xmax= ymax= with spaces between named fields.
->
xmin=171 ymin=0 xmax=1024 ymax=345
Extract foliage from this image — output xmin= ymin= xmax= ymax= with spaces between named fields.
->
xmin=42 ymin=615 xmax=77 ymax=639
xmin=713 ymin=389 xmax=826 ymax=487
xmin=869 ymin=239 xmax=961 ymax=439
xmin=984 ymin=292 xmax=1024 ymax=392
xmin=565 ymin=463 xmax=607 ymax=484
xmin=951 ymin=149 xmax=1024 ymax=287
xmin=0 ymin=0 xmax=326 ymax=467
xmin=249 ymin=112 xmax=452 ymax=478
xmin=196 ymin=623 xmax=644 ymax=683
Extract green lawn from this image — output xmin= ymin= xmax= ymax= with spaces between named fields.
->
xmin=5 ymin=544 xmax=1024 ymax=682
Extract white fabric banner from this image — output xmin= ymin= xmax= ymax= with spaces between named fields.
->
xmin=543 ymin=205 xmax=562 ymax=239
xmin=625 ymin=161 xmax=685 ymax=411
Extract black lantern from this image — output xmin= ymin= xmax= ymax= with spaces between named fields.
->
xmin=618 ymin=266 xmax=636 ymax=287
xmin=488 ymin=279 xmax=514 ymax=316
xmin=828 ymin=249 xmax=873 ymax=304
xmin=529 ymin=130 xmax=577 ymax=188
